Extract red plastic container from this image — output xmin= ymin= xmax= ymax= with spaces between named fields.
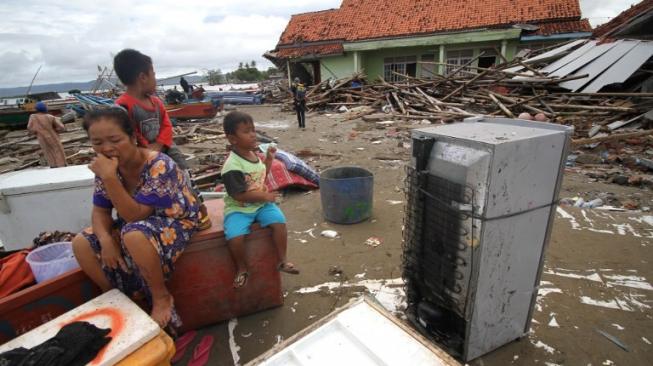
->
xmin=169 ymin=199 xmax=284 ymax=332
xmin=0 ymin=269 xmax=101 ymax=344
xmin=0 ymin=199 xmax=283 ymax=342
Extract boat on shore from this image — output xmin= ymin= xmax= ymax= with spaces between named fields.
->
xmin=0 ymin=95 xmax=76 ymax=129
xmin=165 ymin=101 xmax=219 ymax=120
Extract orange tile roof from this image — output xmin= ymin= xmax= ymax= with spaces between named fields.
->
xmin=276 ymin=43 xmax=344 ymax=58
xmin=533 ymin=19 xmax=591 ymax=35
xmin=277 ymin=0 xmax=590 ymax=55
xmin=593 ymin=0 xmax=653 ymax=38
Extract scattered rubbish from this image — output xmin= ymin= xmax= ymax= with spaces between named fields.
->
xmin=611 ymin=323 xmax=625 ymax=330
xmin=32 ymin=230 xmax=76 ymax=248
xmin=596 ymin=329 xmax=629 ymax=352
xmin=328 ymin=265 xmax=343 ymax=276
xmin=530 ymin=340 xmax=556 ymax=354
xmin=275 ymin=335 xmax=284 ymax=345
xmin=548 ymin=316 xmax=560 ymax=327
xmin=305 ymin=228 xmax=316 ymax=238
xmin=386 ymin=200 xmax=404 ymax=205
xmin=320 ymin=230 xmax=339 ymax=238
xmin=241 ymin=332 xmax=252 ymax=338
xmin=364 ymin=237 xmax=383 ymax=248
xmin=643 ymin=337 xmax=652 ymax=345
xmin=228 ymin=319 xmax=241 ymax=365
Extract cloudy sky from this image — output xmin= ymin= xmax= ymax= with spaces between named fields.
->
xmin=0 ymin=0 xmax=639 ymax=88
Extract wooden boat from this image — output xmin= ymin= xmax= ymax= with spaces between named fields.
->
xmin=0 ymin=108 xmax=31 ymax=129
xmin=165 ymin=101 xmax=218 ymax=120
xmin=0 ymin=96 xmax=75 ymax=129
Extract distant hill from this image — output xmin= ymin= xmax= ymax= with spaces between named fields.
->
xmin=0 ymin=75 xmax=206 ymax=98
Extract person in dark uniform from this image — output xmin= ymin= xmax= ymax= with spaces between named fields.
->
xmin=290 ymin=77 xmax=306 ymax=129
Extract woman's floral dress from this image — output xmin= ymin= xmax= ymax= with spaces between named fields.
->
xmin=81 ymin=152 xmax=199 ymax=321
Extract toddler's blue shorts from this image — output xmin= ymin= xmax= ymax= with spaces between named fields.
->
xmin=224 ymin=203 xmax=286 ymax=240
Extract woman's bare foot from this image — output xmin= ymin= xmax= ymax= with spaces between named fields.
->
xmin=151 ymin=293 xmax=174 ymax=327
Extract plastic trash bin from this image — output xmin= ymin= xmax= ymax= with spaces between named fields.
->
xmin=320 ymin=166 xmax=374 ymax=224
xmin=25 ymin=242 xmax=80 ymax=283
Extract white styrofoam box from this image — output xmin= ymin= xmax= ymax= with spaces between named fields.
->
xmin=0 ymin=164 xmax=95 ymax=250
xmin=0 ymin=289 xmax=160 ymax=366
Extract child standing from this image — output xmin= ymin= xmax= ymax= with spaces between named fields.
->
xmin=113 ymin=49 xmax=210 ymax=229
xmin=221 ymin=111 xmax=299 ymax=288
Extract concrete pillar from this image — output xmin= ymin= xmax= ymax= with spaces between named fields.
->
xmin=501 ymin=40 xmax=508 ymax=59
xmin=353 ymin=51 xmax=360 ymax=73
xmin=287 ymin=60 xmax=292 ymax=85
xmin=438 ymin=45 xmax=445 ymax=75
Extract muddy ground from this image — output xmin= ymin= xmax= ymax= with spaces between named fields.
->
xmin=170 ymin=105 xmax=653 ymax=366
xmin=95 ymin=105 xmax=653 ymax=364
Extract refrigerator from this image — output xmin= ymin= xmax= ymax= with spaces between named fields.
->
xmin=402 ymin=116 xmax=571 ymax=361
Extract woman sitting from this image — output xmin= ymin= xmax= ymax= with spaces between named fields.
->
xmin=72 ymin=107 xmax=199 ymax=327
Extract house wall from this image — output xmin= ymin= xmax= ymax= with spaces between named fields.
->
xmin=319 ymin=53 xmax=357 ymax=80
xmin=310 ymin=29 xmax=530 ymax=80
xmin=359 ymin=40 xmax=520 ymax=80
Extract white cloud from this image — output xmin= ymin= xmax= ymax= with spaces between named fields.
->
xmin=0 ymin=0 xmax=638 ymax=87
xmin=580 ymin=0 xmax=640 ymax=26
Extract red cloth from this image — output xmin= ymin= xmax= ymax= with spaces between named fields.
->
xmin=0 ymin=250 xmax=36 ymax=298
xmin=264 ymin=157 xmax=318 ymax=192
xmin=116 ymin=93 xmax=173 ymax=148
xmin=215 ymin=156 xmax=319 ymax=193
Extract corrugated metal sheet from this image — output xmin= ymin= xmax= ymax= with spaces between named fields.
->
xmin=559 ymin=40 xmax=640 ymax=91
xmin=511 ymin=39 xmax=653 ymax=92
xmin=504 ymin=39 xmax=588 ymax=74
xmin=539 ymin=40 xmax=597 ymax=74
xmin=549 ymin=41 xmax=618 ymax=78
xmin=525 ymin=39 xmax=587 ymax=64
xmin=581 ymin=41 xmax=653 ymax=92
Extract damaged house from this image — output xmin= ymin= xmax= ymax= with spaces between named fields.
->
xmin=267 ymin=0 xmax=591 ymax=84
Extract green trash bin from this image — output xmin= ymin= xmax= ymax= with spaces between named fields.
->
xmin=319 ymin=166 xmax=374 ymax=224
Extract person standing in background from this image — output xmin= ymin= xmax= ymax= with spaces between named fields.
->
xmin=27 ymin=101 xmax=67 ymax=168
xmin=290 ymin=77 xmax=306 ymax=129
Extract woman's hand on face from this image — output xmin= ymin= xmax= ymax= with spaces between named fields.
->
xmin=89 ymin=154 xmax=119 ymax=180
xmin=99 ymin=237 xmax=128 ymax=272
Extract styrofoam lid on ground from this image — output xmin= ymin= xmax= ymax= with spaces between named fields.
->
xmin=254 ymin=298 xmax=459 ymax=366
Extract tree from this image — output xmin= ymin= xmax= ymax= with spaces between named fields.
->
xmin=204 ymin=69 xmax=225 ymax=85
xmin=238 ymin=62 xmax=244 ymax=69
xmin=251 ymin=60 xmax=257 ymax=68
xmin=245 ymin=62 xmax=250 ymax=69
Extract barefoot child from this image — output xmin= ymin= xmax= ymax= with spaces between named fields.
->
xmin=221 ymin=111 xmax=299 ymax=288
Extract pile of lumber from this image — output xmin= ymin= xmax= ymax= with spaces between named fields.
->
xmin=289 ymin=64 xmax=653 ymax=142
xmin=0 ymin=118 xmax=229 ymax=181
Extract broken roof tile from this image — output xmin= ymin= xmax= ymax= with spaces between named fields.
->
xmin=277 ymin=0 xmax=589 ymax=47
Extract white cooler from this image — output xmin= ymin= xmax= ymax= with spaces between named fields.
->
xmin=0 ymin=165 xmax=94 ymax=250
